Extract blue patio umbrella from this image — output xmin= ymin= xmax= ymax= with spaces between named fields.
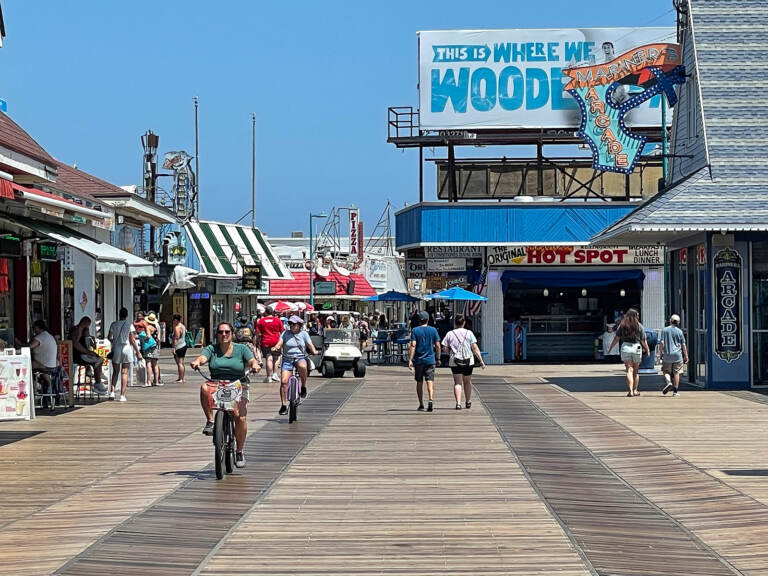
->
xmin=361 ymin=290 xmax=421 ymax=302
xmin=425 ymin=286 xmax=487 ymax=301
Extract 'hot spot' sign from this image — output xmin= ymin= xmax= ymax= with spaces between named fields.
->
xmin=487 ymin=245 xmax=663 ymax=267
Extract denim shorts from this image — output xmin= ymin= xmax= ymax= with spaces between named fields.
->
xmin=620 ymin=342 xmax=642 ymax=364
xmin=282 ymin=358 xmax=307 ymax=372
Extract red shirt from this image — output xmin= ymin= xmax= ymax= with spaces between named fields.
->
xmin=257 ymin=316 xmax=284 ymax=347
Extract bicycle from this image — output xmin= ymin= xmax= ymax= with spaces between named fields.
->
xmin=285 ymin=356 xmax=305 ymax=424
xmin=195 ymin=366 xmax=250 ymax=480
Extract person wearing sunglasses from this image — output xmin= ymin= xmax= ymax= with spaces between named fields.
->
xmin=191 ymin=321 xmax=261 ymax=468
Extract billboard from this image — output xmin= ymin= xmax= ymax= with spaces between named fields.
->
xmin=418 ymin=27 xmax=675 ymax=130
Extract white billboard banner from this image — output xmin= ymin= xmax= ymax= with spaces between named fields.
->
xmin=418 ymin=27 xmax=675 ymax=130
xmin=487 ymin=245 xmax=664 ymax=267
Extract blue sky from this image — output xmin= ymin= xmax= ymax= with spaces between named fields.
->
xmin=0 ymin=1 xmax=675 ymax=236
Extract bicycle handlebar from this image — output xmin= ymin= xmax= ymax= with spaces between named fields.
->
xmin=192 ymin=365 xmax=256 ymax=383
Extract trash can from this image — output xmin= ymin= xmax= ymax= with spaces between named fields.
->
xmin=639 ymin=329 xmax=659 ymax=373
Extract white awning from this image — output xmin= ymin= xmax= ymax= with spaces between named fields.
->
xmin=15 ymin=217 xmax=154 ymax=278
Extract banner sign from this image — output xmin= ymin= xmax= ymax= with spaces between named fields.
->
xmin=487 ymin=245 xmax=664 ymax=266
xmin=427 ymin=257 xmax=466 ymax=272
xmin=426 ymin=274 xmax=447 ymax=291
xmin=425 ymin=246 xmax=483 ymax=259
xmin=564 ymin=43 xmax=685 ymax=173
xmin=447 ymin=275 xmax=467 ymax=288
xmin=0 ymin=348 xmax=33 ymax=421
xmin=349 ymin=209 xmax=360 ymax=261
xmin=366 ymin=259 xmax=388 ymax=286
xmin=406 ymin=259 xmax=427 ymax=279
xmin=216 ymin=278 xmax=269 ymax=295
xmin=419 ymin=27 xmax=674 ymax=131
xmin=314 ymin=281 xmax=337 ymax=295
xmin=713 ymin=248 xmax=742 ymax=363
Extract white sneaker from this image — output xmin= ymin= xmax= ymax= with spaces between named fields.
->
xmin=271 ymin=373 xmax=280 ymax=382
xmin=263 ymin=376 xmax=271 ymax=383
xmin=673 ymin=391 xmax=680 ymax=397
xmin=119 ymin=395 xmax=127 ymax=402
xmin=109 ymin=391 xmax=116 ymax=400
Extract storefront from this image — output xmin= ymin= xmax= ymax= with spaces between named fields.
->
xmin=488 ymin=245 xmax=665 ymax=361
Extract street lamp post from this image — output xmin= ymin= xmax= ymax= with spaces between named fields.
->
xmin=309 ymin=212 xmax=327 ymax=308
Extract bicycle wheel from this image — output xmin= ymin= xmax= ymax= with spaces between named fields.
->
xmin=288 ymin=376 xmax=298 ymax=423
xmin=214 ymin=411 xmax=225 ymax=480
xmin=224 ymin=413 xmax=234 ymax=474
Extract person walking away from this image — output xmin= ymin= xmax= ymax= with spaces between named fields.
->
xmin=409 ymin=310 xmax=441 ymax=412
xmin=172 ymin=314 xmax=188 ymax=383
xmin=357 ymin=316 xmax=370 ymax=350
xmin=271 ymin=315 xmax=319 ymax=415
xmin=142 ymin=313 xmax=162 ymax=386
xmin=608 ymin=308 xmax=650 ymax=397
xmin=108 ymin=307 xmax=141 ymax=402
xmin=660 ymin=314 xmax=688 ymax=396
xmin=191 ymin=322 xmax=261 ymax=468
xmin=71 ymin=316 xmax=109 ymax=394
xmin=257 ymin=310 xmax=284 ymax=383
xmin=442 ymin=314 xmax=485 ymax=409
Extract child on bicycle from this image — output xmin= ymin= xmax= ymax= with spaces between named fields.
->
xmin=271 ymin=315 xmax=318 ymax=415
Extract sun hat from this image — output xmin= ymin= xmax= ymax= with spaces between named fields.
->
xmin=146 ymin=312 xmax=159 ymax=324
xmin=288 ymin=315 xmax=304 ymax=324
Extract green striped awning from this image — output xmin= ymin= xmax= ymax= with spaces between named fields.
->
xmin=185 ymin=221 xmax=292 ymax=279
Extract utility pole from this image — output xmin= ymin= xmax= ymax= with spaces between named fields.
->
xmin=251 ymin=113 xmax=256 ymax=229
xmin=194 ymin=96 xmax=200 ymax=220
xmin=141 ymin=130 xmax=159 ymax=254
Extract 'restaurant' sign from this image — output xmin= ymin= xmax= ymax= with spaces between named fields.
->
xmin=425 ymin=246 xmax=483 ymax=259
xmin=487 ymin=245 xmax=664 ymax=266
xmin=713 ymin=248 xmax=742 ymax=363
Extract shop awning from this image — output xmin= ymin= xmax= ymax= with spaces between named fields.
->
xmin=14 ymin=217 xmax=154 ymax=277
xmin=502 ymin=269 xmax=645 ymax=293
xmin=185 ymin=220 xmax=291 ymax=280
xmin=269 ymin=271 xmax=376 ymax=300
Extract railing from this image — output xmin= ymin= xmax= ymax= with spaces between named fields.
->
xmin=388 ymin=107 xmax=420 ymax=139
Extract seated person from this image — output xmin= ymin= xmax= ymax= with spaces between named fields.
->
xmin=29 ymin=320 xmax=57 ymax=372
xmin=71 ymin=316 xmax=108 ymax=394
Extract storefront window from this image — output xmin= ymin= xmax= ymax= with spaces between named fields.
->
xmin=94 ymin=274 xmax=105 ymax=338
xmin=752 ymin=242 xmax=768 ymax=386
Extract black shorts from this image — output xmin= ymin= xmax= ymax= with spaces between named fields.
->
xmin=174 ymin=346 xmax=188 ymax=359
xmin=414 ymin=364 xmax=435 ymax=382
xmin=261 ymin=346 xmax=281 ymax=359
xmin=450 ymin=364 xmax=474 ymax=376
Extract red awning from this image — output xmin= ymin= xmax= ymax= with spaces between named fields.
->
xmin=0 ymin=179 xmax=13 ymax=200
xmin=269 ymin=271 xmax=376 ymax=299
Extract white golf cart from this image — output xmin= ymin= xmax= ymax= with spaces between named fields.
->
xmin=309 ymin=329 xmax=366 ymax=378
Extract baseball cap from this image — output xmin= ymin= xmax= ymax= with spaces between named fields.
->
xmin=288 ymin=315 xmax=304 ymax=324
xmin=670 ymin=314 xmax=681 ymax=324
xmin=417 ymin=310 xmax=429 ymax=322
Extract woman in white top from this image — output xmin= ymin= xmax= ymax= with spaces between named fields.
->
xmin=171 ymin=314 xmax=187 ymax=383
xmin=441 ymin=314 xmax=485 ymax=410
xmin=108 ymin=307 xmax=142 ymax=402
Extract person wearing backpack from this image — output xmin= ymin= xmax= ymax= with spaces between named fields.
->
xmin=442 ymin=314 xmax=485 ymax=410
xmin=171 ymin=314 xmax=189 ymax=383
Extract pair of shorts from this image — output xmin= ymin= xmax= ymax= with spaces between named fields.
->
xmin=414 ymin=363 xmax=435 ymax=382
xmin=282 ymin=358 xmax=307 ymax=372
xmin=143 ymin=347 xmax=159 ymax=359
xmin=78 ymin=353 xmax=102 ymax=366
xmin=174 ymin=346 xmax=187 ymax=359
xmin=620 ymin=342 xmax=642 ymax=364
xmin=261 ymin=346 xmax=281 ymax=359
xmin=662 ymin=360 xmax=684 ymax=375
xmin=450 ymin=365 xmax=474 ymax=376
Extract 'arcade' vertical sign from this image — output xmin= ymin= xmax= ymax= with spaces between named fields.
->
xmin=714 ymin=248 xmax=742 ymax=363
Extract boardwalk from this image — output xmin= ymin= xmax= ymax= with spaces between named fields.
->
xmin=1 ymin=358 xmax=768 ymax=575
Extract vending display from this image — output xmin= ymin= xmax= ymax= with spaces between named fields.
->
xmin=0 ymin=347 xmax=34 ymax=421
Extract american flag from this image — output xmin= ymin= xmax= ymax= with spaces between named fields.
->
xmin=464 ymin=268 xmax=487 ymax=317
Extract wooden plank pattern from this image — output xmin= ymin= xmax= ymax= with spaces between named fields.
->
xmin=475 ymin=379 xmax=736 ymax=576
xmin=520 ymin=381 xmax=768 ymax=575
xmin=199 ymin=369 xmax=590 ymax=576
xmin=57 ymin=381 xmax=359 ymax=576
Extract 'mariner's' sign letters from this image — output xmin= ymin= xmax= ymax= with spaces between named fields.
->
xmin=714 ymin=248 xmax=742 ymax=363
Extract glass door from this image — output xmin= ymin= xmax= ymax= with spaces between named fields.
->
xmin=752 ymin=242 xmax=768 ymax=387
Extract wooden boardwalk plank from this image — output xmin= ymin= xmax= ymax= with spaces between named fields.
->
xmin=475 ymin=379 xmax=736 ymax=576
xmin=199 ymin=372 xmax=591 ymax=576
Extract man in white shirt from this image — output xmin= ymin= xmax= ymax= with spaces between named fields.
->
xmin=29 ymin=320 xmax=57 ymax=371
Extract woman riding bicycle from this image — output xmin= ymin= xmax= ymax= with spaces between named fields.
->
xmin=271 ymin=315 xmax=318 ymax=415
xmin=190 ymin=321 xmax=261 ymax=468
